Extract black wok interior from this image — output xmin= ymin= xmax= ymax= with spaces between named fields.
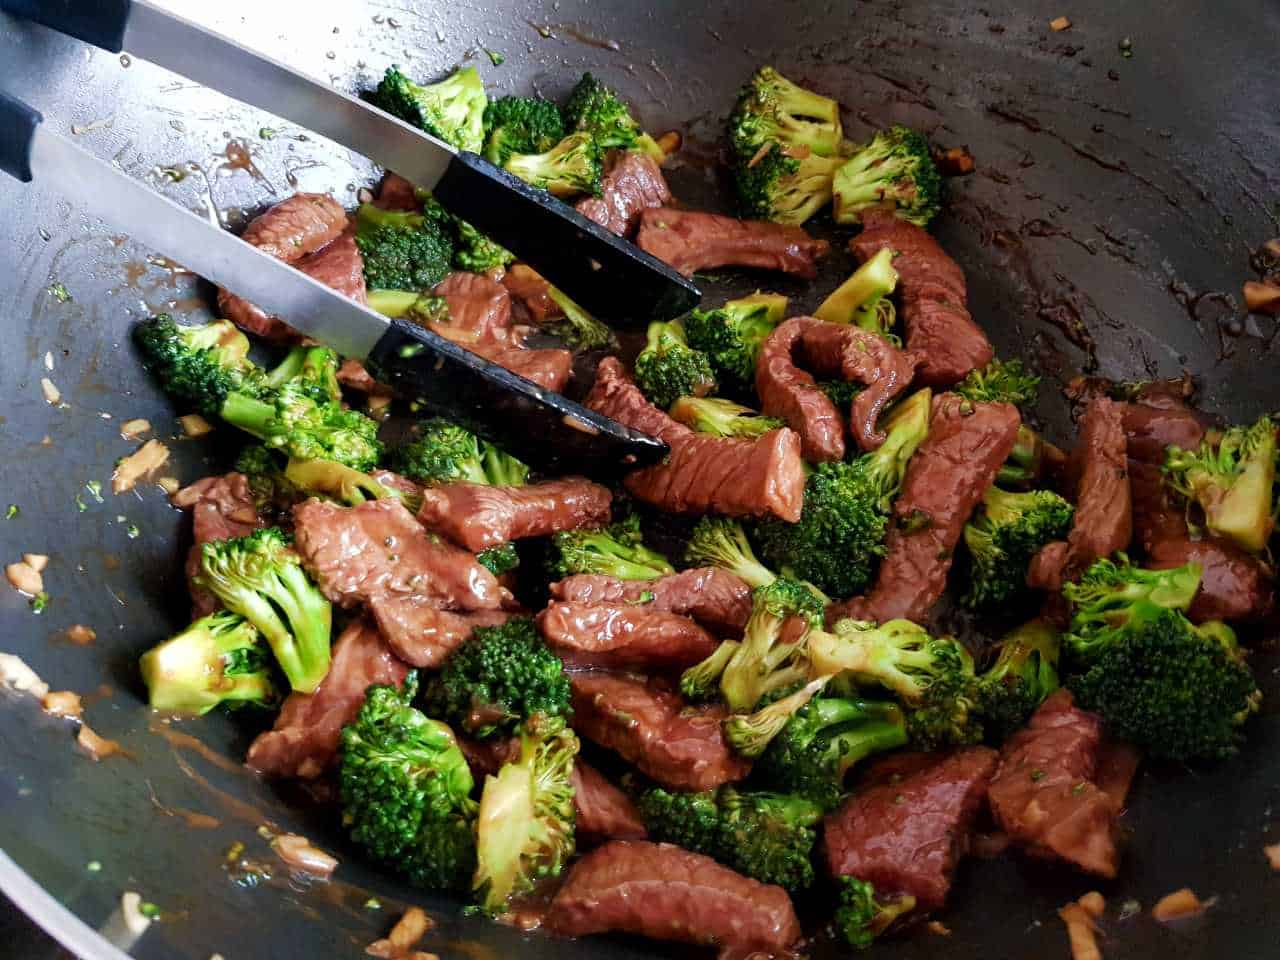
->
xmin=1 ymin=1 xmax=1278 ymax=957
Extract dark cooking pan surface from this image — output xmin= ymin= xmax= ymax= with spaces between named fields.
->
xmin=0 ymin=1 xmax=1277 ymax=957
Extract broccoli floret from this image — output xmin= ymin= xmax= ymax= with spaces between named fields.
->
xmin=1061 ymin=555 xmax=1202 ymax=663
xmin=372 ymin=65 xmax=487 ymax=153
xmin=367 ymin=288 xmax=451 ymax=325
xmin=220 ymin=384 xmax=383 ymax=472
xmin=729 ymin=66 xmax=843 ymax=162
xmin=753 ymin=693 xmax=907 ymax=811
xmin=389 ymin=419 xmax=528 ymax=487
xmin=754 ymin=388 xmax=932 ymax=598
xmin=684 ymin=292 xmax=788 ymax=391
xmin=832 ymin=125 xmax=942 ymax=227
xmin=451 ymin=216 xmax=515 ymax=272
xmin=996 ymin=424 xmax=1048 ymax=489
xmin=835 ymin=877 xmax=917 ymax=949
xmin=717 ymin=579 xmax=826 ymax=713
xmin=235 ymin=448 xmax=418 ymax=513
xmin=133 ymin=315 xmax=261 ymax=418
xmin=955 ymin=358 xmax=1040 ymax=408
xmin=974 ymin=619 xmax=1061 ymax=741
xmin=668 ymin=396 xmax=784 ymax=438
xmin=354 ymin=203 xmax=454 ymax=292
xmin=422 ymin=618 xmax=571 ymax=739
xmin=541 ymin=283 xmax=617 ymax=351
xmin=813 ymin=248 xmax=900 ymax=342
xmin=961 ymin=486 xmax=1074 ymax=609
xmin=819 ymin=379 xmax=862 ymax=409
xmin=477 ymin=542 xmax=520 ymax=577
xmin=684 ymin=516 xmax=779 ymax=590
xmin=636 ymin=785 xmax=824 ymax=891
xmin=734 ymin=142 xmax=843 ymax=225
xmin=563 ymin=72 xmax=661 ymax=158
xmin=634 ymin=319 xmax=717 ymax=410
xmin=473 ymin=716 xmax=578 ymax=914
xmin=811 ymin=619 xmax=982 ymax=750
xmin=723 ymin=675 xmax=831 ymax=757
xmin=1163 ymin=415 xmax=1276 ymax=553
xmin=139 ymin=610 xmax=275 ymax=714
xmin=681 ymin=639 xmax=743 ymax=702
xmin=482 ymin=95 xmax=565 ymax=166
xmin=262 ymin=345 xmax=342 ymax=404
xmin=196 ymin=528 xmax=333 ymax=693
xmin=503 ymin=132 xmax=603 ymax=197
xmin=340 ymin=674 xmax=478 ymax=892
xmin=548 ymin=513 xmax=673 ymax=581
xmin=1067 ymin=608 xmax=1260 ymax=761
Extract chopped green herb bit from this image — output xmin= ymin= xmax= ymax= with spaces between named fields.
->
xmin=86 ymin=861 xmax=102 ymax=873
xmin=126 ymin=524 xmax=140 ymax=539
xmin=259 ymin=127 xmax=276 ymax=140
xmin=85 ymin=480 xmax=104 ymax=503
xmin=364 ymin=897 xmax=382 ymax=910
xmin=138 ymin=901 xmax=161 ymax=919
xmin=31 ymin=592 xmax=49 ymax=614
xmin=485 ymin=49 xmax=505 ymax=66
xmin=4 ymin=505 xmax=17 ymax=519
xmin=48 ymin=282 xmax=71 ymax=303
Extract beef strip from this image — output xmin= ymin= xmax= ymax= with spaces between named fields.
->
xmin=292 ymin=498 xmax=505 ymax=611
xmin=432 ymin=271 xmax=514 ymax=341
xmin=171 ymin=473 xmax=265 ymax=619
xmin=368 ymin=596 xmax=513 ymax=668
xmin=336 ymin=358 xmax=394 ymax=397
xmin=987 ymin=690 xmax=1137 ymax=878
xmin=373 ymin=171 xmax=419 ymax=211
xmin=822 ymin=747 xmax=999 ymax=910
xmin=1148 ymin=536 xmax=1275 ymax=623
xmin=1128 ymin=459 xmax=1189 ymax=552
xmin=575 ymin=151 xmax=672 ymax=237
xmin=1028 ymin=398 xmax=1132 ymax=592
xmin=586 ymin=357 xmax=806 ymax=521
xmin=1122 ymin=398 xmax=1208 ymax=466
xmin=296 ymin=230 xmax=367 ymax=303
xmin=636 ymin=207 xmax=829 ymax=278
xmin=546 ymin=841 xmax=801 ymax=953
xmin=755 ymin=317 xmax=846 ymax=462
xmin=550 ymin=567 xmax=753 ymax=633
xmin=427 ymin=317 xmax=573 ymax=393
xmin=246 ymin=620 xmax=408 ymax=778
xmin=850 ymin=209 xmax=993 ymax=387
xmin=416 ymin=478 xmax=612 ymax=552
xmin=501 ymin=264 xmax=561 ymax=323
xmin=570 ymin=671 xmax=751 ymax=792
xmin=537 ymin=603 xmax=720 ymax=671
xmin=830 ymin=394 xmax=1020 ymax=624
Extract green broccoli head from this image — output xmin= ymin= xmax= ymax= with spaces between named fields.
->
xmin=1163 ymin=414 xmax=1276 ymax=553
xmin=418 ymin=194 xmax=515 ymax=273
xmin=974 ymin=619 xmax=1061 ymax=741
xmin=139 ymin=610 xmax=275 ymax=715
xmin=723 ymin=675 xmax=831 ymax=758
xmin=372 ymin=65 xmax=487 ymax=153
xmin=367 ymin=288 xmax=452 ymax=325
xmin=634 ymin=319 xmax=717 ymax=410
xmin=1067 ymin=609 xmax=1261 ymax=761
xmin=680 ymin=639 xmax=742 ymax=703
xmin=282 ymin=458 xmax=403 ymax=507
xmin=389 ymin=419 xmax=527 ymax=487
xmin=955 ymin=358 xmax=1041 ymax=408
xmin=729 ymin=66 xmax=843 ymax=162
xmin=134 ymin=315 xmax=260 ymax=417
xmin=340 ymin=674 xmax=478 ymax=892
xmin=263 ymin=345 xmax=343 ymax=405
xmin=476 ymin=542 xmax=520 ymax=577
xmin=668 ymin=396 xmax=784 ymax=439
xmin=196 ymin=527 xmax=333 ymax=693
xmin=683 ymin=516 xmax=779 ymax=590
xmin=996 ymin=424 xmax=1048 ymax=489
xmin=720 ymin=579 xmax=827 ymax=713
xmin=832 ymin=125 xmax=942 ymax=227
xmin=422 ymin=618 xmax=571 ymax=739
xmin=835 ymin=877 xmax=917 ymax=949
xmin=820 ymin=379 xmax=863 ymax=409
xmin=354 ymin=203 xmax=455 ymax=291
xmin=813 ymin=248 xmax=900 ymax=343
xmin=684 ymin=292 xmax=788 ymax=390
xmin=473 ymin=716 xmax=578 ymax=914
xmin=734 ymin=142 xmax=843 ymax=225
xmin=548 ymin=513 xmax=674 ymax=581
xmin=541 ymin=284 xmax=617 ymax=351
xmin=563 ymin=72 xmax=649 ymax=152
xmin=962 ymin=486 xmax=1074 ymax=610
xmin=482 ymin=95 xmax=566 ymax=166
xmin=503 ymin=132 xmax=603 ymax=197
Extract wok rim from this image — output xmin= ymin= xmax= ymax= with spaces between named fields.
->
xmin=0 ymin=851 xmax=128 ymax=960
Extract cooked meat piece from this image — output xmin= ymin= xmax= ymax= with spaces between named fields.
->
xmin=1028 ymin=398 xmax=1131 ymax=592
xmin=755 ymin=317 xmax=846 ymax=462
xmin=298 ymin=230 xmax=367 ymax=300
xmin=336 ymin=358 xmax=394 ymax=397
xmin=373 ymin=171 xmax=419 ymax=211
xmin=575 ymin=151 xmax=672 ymax=237
xmin=246 ymin=620 xmax=408 ymax=778
xmin=570 ymin=671 xmax=751 ymax=792
xmin=171 ymin=473 xmax=265 ymax=618
xmin=798 ymin=319 xmax=923 ymax=451
xmin=537 ymin=603 xmax=720 ymax=671
xmin=292 ymin=498 xmax=505 ymax=611
xmin=368 ymin=469 xmax=422 ymax=502
xmin=987 ymin=690 xmax=1135 ymax=878
xmin=551 ymin=567 xmax=753 ymax=633
xmin=427 ymin=319 xmax=573 ymax=393
xmin=1122 ymin=399 xmax=1207 ymax=466
xmin=1093 ymin=740 xmax=1142 ymax=813
xmin=636 ymin=207 xmax=829 ymax=278
xmin=586 ymin=358 xmax=805 ymax=522
xmin=822 ymin=747 xmax=999 ymax=910
xmin=432 ymin=271 xmax=514 ymax=341
xmin=850 ymin=209 xmax=993 ymax=387
xmin=368 ymin=595 xmax=513 ymax=668
xmin=1129 ymin=458 xmax=1188 ymax=552
xmin=1148 ymin=535 xmax=1275 ymax=623
xmin=501 ymin=264 xmax=561 ymax=323
xmin=417 ymin=478 xmax=612 ymax=552
xmin=830 ymin=394 xmax=1020 ymax=624
xmin=546 ymin=841 xmax=801 ymax=952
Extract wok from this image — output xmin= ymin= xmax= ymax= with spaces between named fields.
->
xmin=1 ymin=0 xmax=1278 ymax=957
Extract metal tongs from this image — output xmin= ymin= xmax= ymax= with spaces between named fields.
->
xmin=0 ymin=0 xmax=696 ymax=476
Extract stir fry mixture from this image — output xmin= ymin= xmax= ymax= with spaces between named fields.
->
xmin=133 ymin=64 xmax=1276 ymax=954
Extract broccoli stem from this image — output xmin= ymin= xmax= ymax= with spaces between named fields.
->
xmin=813 ymin=249 xmax=899 ymax=327
xmin=862 ymin=388 xmax=933 ymax=492
xmin=367 ymin=289 xmax=424 ymax=318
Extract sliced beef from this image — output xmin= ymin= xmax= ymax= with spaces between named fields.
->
xmin=336 ymin=358 xmax=393 ymax=397
xmin=416 ymin=478 xmax=612 ymax=552
xmin=575 ymin=151 xmax=672 ymax=237
xmin=831 ymin=394 xmax=1020 ymax=624
xmin=822 ymin=747 xmax=999 ymax=911
xmin=850 ymin=209 xmax=993 ymax=387
xmin=432 ymin=271 xmax=514 ymax=341
xmin=246 ymin=620 xmax=408 ymax=778
xmin=586 ymin=357 xmax=806 ymax=522
xmin=987 ymin=690 xmax=1136 ymax=878
xmin=368 ymin=595 xmax=512 ymax=668
xmin=570 ymin=671 xmax=751 ymax=792
xmin=537 ymin=603 xmax=720 ymax=671
xmin=551 ymin=567 xmax=753 ymax=633
xmin=296 ymin=230 xmax=367 ymax=303
xmin=171 ymin=473 xmax=265 ymax=618
xmin=373 ymin=171 xmax=420 ymax=211
xmin=1148 ymin=536 xmax=1275 ymax=623
xmin=636 ymin=207 xmax=829 ymax=278
xmin=292 ymin=498 xmax=505 ymax=611
xmin=1129 ymin=458 xmax=1188 ymax=552
xmin=755 ymin=317 xmax=846 ymax=462
xmin=501 ymin=264 xmax=561 ymax=323
xmin=1122 ymin=398 xmax=1207 ymax=466
xmin=546 ymin=841 xmax=801 ymax=952
xmin=1029 ymin=398 xmax=1132 ymax=592
xmin=427 ymin=318 xmax=573 ymax=394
